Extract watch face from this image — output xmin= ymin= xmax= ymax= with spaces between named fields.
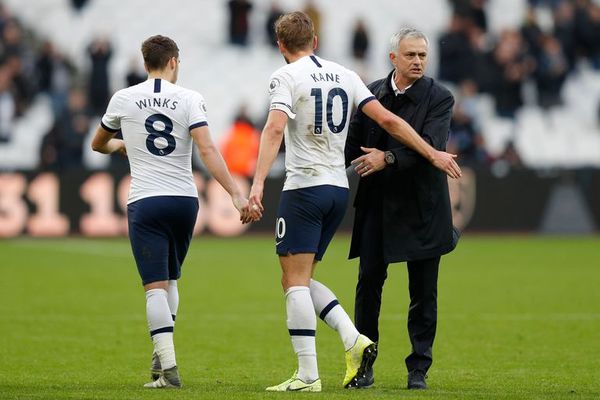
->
xmin=385 ymin=152 xmax=395 ymax=164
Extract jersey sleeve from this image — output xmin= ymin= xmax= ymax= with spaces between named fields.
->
xmin=188 ymin=92 xmax=209 ymax=131
xmin=268 ymin=70 xmax=296 ymax=119
xmin=100 ymin=91 xmax=123 ymax=132
xmin=349 ymin=71 xmax=376 ymax=111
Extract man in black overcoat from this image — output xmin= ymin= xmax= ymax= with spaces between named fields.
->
xmin=345 ymin=28 xmax=459 ymax=390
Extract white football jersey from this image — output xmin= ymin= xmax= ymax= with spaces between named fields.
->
xmin=268 ymin=55 xmax=375 ymax=191
xmin=101 ymin=78 xmax=208 ymax=204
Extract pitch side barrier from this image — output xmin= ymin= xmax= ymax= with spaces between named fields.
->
xmin=0 ymin=167 xmax=598 ymax=237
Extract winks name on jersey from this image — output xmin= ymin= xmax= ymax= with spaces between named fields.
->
xmin=135 ymin=97 xmax=179 ymax=111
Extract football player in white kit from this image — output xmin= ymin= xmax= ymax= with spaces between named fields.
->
xmin=91 ymin=35 xmax=254 ymax=389
xmin=248 ymin=12 xmax=461 ymax=392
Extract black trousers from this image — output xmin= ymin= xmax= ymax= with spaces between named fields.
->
xmin=353 ymin=208 xmax=440 ymax=373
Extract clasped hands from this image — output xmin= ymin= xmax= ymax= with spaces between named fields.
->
xmin=234 ymin=183 xmax=265 ymax=224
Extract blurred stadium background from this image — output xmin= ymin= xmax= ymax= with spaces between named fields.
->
xmin=0 ymin=0 xmax=599 ymax=237
xmin=1 ymin=2 xmax=599 ymax=399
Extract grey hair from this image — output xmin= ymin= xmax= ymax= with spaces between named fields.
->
xmin=390 ymin=28 xmax=429 ymax=53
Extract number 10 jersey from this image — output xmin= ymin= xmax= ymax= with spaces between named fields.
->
xmin=101 ymin=78 xmax=208 ymax=204
xmin=268 ymin=55 xmax=375 ymax=191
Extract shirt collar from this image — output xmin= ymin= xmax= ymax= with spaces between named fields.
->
xmin=385 ymin=70 xmax=429 ymax=104
xmin=391 ymin=71 xmax=413 ymax=95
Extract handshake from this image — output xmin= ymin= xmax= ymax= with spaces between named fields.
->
xmin=232 ymin=185 xmax=265 ymax=224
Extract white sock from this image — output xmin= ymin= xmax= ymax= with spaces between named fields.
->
xmin=310 ymin=279 xmax=360 ymax=351
xmin=167 ymin=280 xmax=179 ymax=323
xmin=285 ymin=286 xmax=318 ymax=383
xmin=146 ymin=288 xmax=176 ymax=369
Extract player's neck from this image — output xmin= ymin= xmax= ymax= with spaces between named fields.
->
xmin=285 ymin=50 xmax=314 ymax=64
xmin=147 ymin=72 xmax=175 ymax=84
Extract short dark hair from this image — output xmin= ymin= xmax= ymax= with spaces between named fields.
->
xmin=141 ymin=35 xmax=179 ymax=71
xmin=275 ymin=11 xmax=314 ymax=53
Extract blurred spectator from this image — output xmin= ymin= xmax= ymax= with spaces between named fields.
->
xmin=1 ymin=19 xmax=36 ymax=112
xmin=457 ymin=80 xmax=483 ymax=130
xmin=227 ymin=0 xmax=253 ymax=46
xmin=438 ymin=14 xmax=474 ymax=83
xmin=36 ymin=40 xmax=76 ymax=116
xmin=0 ymin=64 xmax=15 ymax=143
xmin=520 ymin=6 xmax=544 ymax=59
xmin=535 ymin=34 xmax=568 ymax=108
xmin=484 ymin=30 xmax=534 ymax=118
xmin=4 ymin=54 xmax=34 ymax=114
xmin=491 ymin=140 xmax=523 ymax=177
xmin=449 ymin=80 xmax=489 ymax=165
xmin=220 ymin=106 xmax=259 ymax=178
xmin=125 ymin=57 xmax=145 ymax=87
xmin=70 ymin=0 xmax=90 ymax=13
xmin=265 ymin=1 xmax=284 ymax=48
xmin=449 ymin=0 xmax=488 ymax=31
xmin=527 ymin=0 xmax=562 ymax=8
xmin=303 ymin=0 xmax=321 ymax=41
xmin=87 ymin=37 xmax=112 ymax=115
xmin=41 ymin=87 xmax=91 ymax=170
xmin=552 ymin=0 xmax=576 ymax=70
xmin=351 ymin=19 xmax=369 ymax=60
xmin=449 ymin=101 xmax=488 ymax=165
xmin=0 ymin=3 xmax=12 ymax=34
xmin=573 ymin=1 xmax=600 ymax=69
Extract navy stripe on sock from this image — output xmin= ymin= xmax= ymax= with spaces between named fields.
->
xmin=150 ymin=326 xmax=174 ymax=337
xmin=171 ymin=314 xmax=176 ymax=322
xmin=319 ymin=299 xmax=339 ymax=321
xmin=288 ymin=329 xmax=316 ymax=337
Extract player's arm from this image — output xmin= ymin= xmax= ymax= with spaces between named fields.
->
xmin=361 ymin=100 xmax=461 ymax=179
xmin=191 ymin=125 xmax=254 ymax=223
xmin=248 ymin=109 xmax=287 ymax=215
xmin=91 ymin=126 xmax=126 ymax=156
xmin=387 ymin=92 xmax=455 ymax=171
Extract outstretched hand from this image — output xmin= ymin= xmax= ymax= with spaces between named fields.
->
xmin=432 ymin=151 xmax=461 ymax=179
xmin=351 ymin=147 xmax=386 ymax=177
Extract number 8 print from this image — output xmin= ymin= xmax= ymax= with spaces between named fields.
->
xmin=145 ymin=113 xmax=176 ymax=156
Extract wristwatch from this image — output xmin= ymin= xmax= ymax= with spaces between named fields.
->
xmin=384 ymin=150 xmax=396 ymax=166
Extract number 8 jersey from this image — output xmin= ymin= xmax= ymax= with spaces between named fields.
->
xmin=101 ymin=78 xmax=208 ymax=204
xmin=268 ymin=55 xmax=375 ymax=191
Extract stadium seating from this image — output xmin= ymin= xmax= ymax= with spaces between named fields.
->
xmin=0 ymin=96 xmax=53 ymax=170
xmin=2 ymin=0 xmax=599 ymax=168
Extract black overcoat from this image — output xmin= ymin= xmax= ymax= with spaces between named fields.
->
xmin=345 ymin=72 xmax=459 ymax=263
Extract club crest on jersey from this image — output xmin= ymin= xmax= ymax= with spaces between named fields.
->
xmin=269 ymin=78 xmax=280 ymax=93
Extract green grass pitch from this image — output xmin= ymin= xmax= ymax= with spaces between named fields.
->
xmin=1 ymin=235 xmax=599 ymax=399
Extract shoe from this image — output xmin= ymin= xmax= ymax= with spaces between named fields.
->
xmin=343 ymin=334 xmax=377 ymax=388
xmin=144 ymin=366 xmax=181 ymax=389
xmin=346 ymin=341 xmax=377 ymax=389
xmin=266 ymin=371 xmax=322 ymax=392
xmin=407 ymin=370 xmax=427 ymax=390
xmin=150 ymin=351 xmax=162 ymax=380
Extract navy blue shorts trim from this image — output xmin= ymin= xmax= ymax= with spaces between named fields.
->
xmin=275 ymin=185 xmax=348 ymax=261
xmin=127 ymin=196 xmax=198 ymax=285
